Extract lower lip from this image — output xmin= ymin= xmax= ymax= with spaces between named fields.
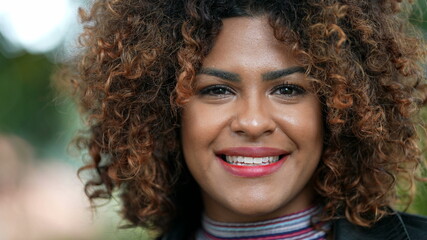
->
xmin=218 ymin=156 xmax=287 ymax=178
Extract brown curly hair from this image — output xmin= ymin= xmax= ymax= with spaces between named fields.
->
xmin=62 ymin=0 xmax=427 ymax=234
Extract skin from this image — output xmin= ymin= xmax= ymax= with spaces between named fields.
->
xmin=181 ymin=16 xmax=324 ymax=223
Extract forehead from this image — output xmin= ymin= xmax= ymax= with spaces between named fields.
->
xmin=202 ymin=16 xmax=298 ymax=70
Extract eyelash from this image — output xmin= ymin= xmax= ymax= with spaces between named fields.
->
xmin=271 ymin=84 xmax=306 ymax=96
xmin=198 ymin=83 xmax=306 ymax=98
xmin=198 ymin=85 xmax=234 ymax=96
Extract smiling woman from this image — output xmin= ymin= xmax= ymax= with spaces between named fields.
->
xmin=61 ymin=0 xmax=427 ymax=239
xmin=181 ymin=17 xmax=323 ymax=223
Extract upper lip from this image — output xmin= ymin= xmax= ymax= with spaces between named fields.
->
xmin=216 ymin=147 xmax=289 ymax=158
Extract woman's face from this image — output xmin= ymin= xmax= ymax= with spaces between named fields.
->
xmin=181 ymin=16 xmax=324 ymax=222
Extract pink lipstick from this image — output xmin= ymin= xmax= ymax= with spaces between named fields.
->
xmin=216 ymin=147 xmax=289 ymax=178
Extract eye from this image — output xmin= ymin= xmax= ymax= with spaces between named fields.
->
xmin=271 ymin=84 xmax=306 ymax=97
xmin=198 ymin=85 xmax=234 ymax=97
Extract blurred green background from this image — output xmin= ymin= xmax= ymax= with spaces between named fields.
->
xmin=0 ymin=0 xmax=150 ymax=239
xmin=0 ymin=1 xmax=426 ymax=240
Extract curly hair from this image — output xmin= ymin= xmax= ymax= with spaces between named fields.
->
xmin=63 ymin=0 xmax=427 ymax=234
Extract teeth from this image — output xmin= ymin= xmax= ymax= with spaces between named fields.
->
xmin=225 ymin=156 xmax=280 ymax=165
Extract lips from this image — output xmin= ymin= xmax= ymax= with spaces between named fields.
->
xmin=216 ymin=147 xmax=289 ymax=177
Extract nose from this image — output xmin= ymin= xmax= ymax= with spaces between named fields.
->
xmin=230 ymin=97 xmax=276 ymax=138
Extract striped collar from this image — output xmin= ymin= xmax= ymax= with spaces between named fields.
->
xmin=196 ymin=206 xmax=330 ymax=240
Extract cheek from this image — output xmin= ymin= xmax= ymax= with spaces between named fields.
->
xmin=180 ymin=101 xmax=229 ymax=169
xmin=303 ymin=108 xmax=323 ymax=156
xmin=182 ymin=102 xmax=223 ymax=146
xmin=275 ymin=100 xmax=324 ymax=148
xmin=298 ymin=108 xmax=323 ymax=142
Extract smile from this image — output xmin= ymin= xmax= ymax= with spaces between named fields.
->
xmin=215 ymin=147 xmax=289 ymax=177
xmin=224 ymin=155 xmax=281 ymax=166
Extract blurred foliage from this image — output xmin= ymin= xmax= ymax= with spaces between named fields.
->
xmin=0 ymin=47 xmax=78 ymax=160
xmin=1 ymin=53 xmax=50 ymax=150
xmin=410 ymin=0 xmax=427 ymax=29
xmin=406 ymin=0 xmax=427 ymax=216
xmin=412 ymin=181 xmax=427 ymax=215
xmin=408 ymin=108 xmax=427 ymax=216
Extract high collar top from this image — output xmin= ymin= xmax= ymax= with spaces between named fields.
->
xmin=196 ymin=205 xmax=330 ymax=240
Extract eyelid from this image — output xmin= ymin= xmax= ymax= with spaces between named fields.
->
xmin=198 ymin=84 xmax=235 ymax=96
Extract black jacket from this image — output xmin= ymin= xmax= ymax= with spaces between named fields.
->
xmin=333 ymin=211 xmax=427 ymax=240
xmin=160 ymin=211 xmax=427 ymax=240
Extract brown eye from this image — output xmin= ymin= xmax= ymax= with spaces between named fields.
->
xmin=271 ymin=84 xmax=306 ymax=96
xmin=199 ymin=85 xmax=234 ymax=96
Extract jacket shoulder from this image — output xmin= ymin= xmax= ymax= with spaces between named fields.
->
xmin=399 ymin=212 xmax=427 ymax=239
xmin=333 ymin=211 xmax=427 ymax=240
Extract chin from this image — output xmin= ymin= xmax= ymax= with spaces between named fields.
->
xmin=224 ymin=198 xmax=288 ymax=222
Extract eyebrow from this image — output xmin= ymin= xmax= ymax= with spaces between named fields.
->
xmin=198 ymin=68 xmax=240 ymax=82
xmin=197 ymin=66 xmax=306 ymax=82
xmin=262 ymin=66 xmax=306 ymax=81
